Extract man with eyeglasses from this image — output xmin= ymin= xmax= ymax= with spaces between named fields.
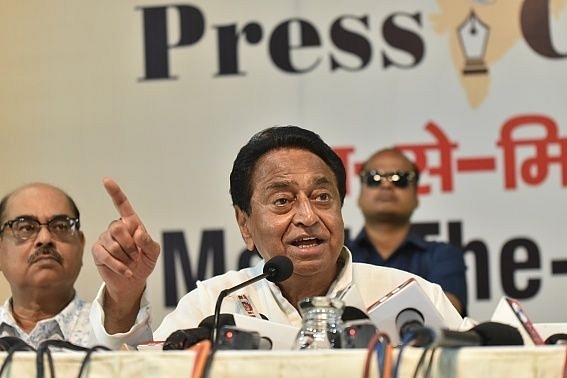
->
xmin=347 ymin=148 xmax=468 ymax=316
xmin=0 ymin=183 xmax=92 ymax=348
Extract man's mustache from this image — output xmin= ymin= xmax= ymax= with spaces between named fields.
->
xmin=28 ymin=245 xmax=63 ymax=265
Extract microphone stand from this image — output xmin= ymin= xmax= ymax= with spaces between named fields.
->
xmin=211 ymin=270 xmax=274 ymax=347
xmin=203 ymin=265 xmax=278 ymax=378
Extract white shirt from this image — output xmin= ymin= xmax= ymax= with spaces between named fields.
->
xmin=0 ymin=294 xmax=93 ymax=349
xmin=91 ymin=247 xmax=463 ymax=349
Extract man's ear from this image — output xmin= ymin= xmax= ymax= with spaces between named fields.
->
xmin=0 ymin=243 xmax=4 ymax=271
xmin=234 ymin=206 xmax=255 ymax=251
xmin=78 ymin=230 xmax=86 ymax=249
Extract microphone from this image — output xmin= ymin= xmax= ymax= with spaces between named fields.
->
xmin=395 ymin=307 xmax=524 ymax=347
xmin=342 ymin=306 xmax=378 ymax=349
xmin=202 ymin=256 xmax=293 ymax=378
xmin=545 ymin=333 xmax=567 ymax=345
xmin=211 ymin=255 xmax=293 ymax=346
xmin=396 ymin=308 xmax=425 ymax=342
xmin=201 ymin=314 xmax=272 ymax=350
xmin=162 ymin=327 xmax=210 ymax=350
xmin=409 ymin=322 xmax=524 ymax=348
xmin=342 ymin=306 xmax=371 ymax=322
xmin=164 ymin=313 xmax=274 ymax=351
xmin=163 ymin=314 xmax=236 ymax=350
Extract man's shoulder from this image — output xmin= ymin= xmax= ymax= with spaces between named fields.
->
xmin=196 ymin=265 xmax=261 ymax=290
xmin=352 ymin=262 xmax=420 ymax=281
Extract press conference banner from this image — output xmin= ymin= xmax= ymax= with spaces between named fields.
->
xmin=1 ymin=0 xmax=566 ymax=325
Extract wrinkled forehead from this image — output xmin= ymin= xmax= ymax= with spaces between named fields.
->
xmin=251 ymin=148 xmax=338 ymax=190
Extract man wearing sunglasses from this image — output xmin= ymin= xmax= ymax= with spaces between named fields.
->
xmin=0 ymin=183 xmax=92 ymax=348
xmin=347 ymin=148 xmax=468 ymax=316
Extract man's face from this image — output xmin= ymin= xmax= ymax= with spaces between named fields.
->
xmin=0 ymin=184 xmax=85 ymax=293
xmin=235 ymin=148 xmax=344 ymax=279
xmin=357 ymin=150 xmax=419 ymax=224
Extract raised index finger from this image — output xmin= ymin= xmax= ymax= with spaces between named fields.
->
xmin=102 ymin=177 xmax=138 ymax=219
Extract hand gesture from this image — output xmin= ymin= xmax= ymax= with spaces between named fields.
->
xmin=92 ymin=178 xmax=160 ymax=326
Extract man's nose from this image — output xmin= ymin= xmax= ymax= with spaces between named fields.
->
xmin=34 ymin=224 xmax=54 ymax=245
xmin=293 ymin=197 xmax=318 ymax=227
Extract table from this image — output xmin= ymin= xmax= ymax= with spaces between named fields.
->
xmin=1 ymin=345 xmax=565 ymax=377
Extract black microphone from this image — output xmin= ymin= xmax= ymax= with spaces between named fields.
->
xmin=202 ymin=256 xmax=293 ymax=378
xmin=163 ymin=313 xmax=272 ymax=350
xmin=396 ymin=308 xmax=425 ymax=342
xmin=211 ymin=255 xmax=293 ymax=347
xmin=342 ymin=306 xmax=371 ymax=322
xmin=545 ymin=333 xmax=567 ymax=345
xmin=163 ymin=314 xmax=236 ymax=350
xmin=409 ymin=322 xmax=524 ymax=348
xmin=342 ymin=306 xmax=378 ymax=348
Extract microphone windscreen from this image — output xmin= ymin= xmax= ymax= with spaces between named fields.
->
xmin=263 ymin=255 xmax=293 ymax=283
xmin=163 ymin=327 xmax=210 ymax=350
xmin=199 ymin=313 xmax=236 ymax=331
xmin=342 ymin=306 xmax=370 ymax=321
xmin=545 ymin=333 xmax=567 ymax=345
xmin=473 ymin=321 xmax=524 ymax=346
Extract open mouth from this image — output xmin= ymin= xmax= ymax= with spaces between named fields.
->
xmin=292 ymin=237 xmax=322 ymax=248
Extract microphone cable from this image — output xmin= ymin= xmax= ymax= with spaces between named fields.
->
xmin=35 ymin=339 xmax=111 ymax=378
xmin=0 ymin=337 xmax=35 ymax=377
xmin=399 ymin=327 xmax=438 ymax=378
xmin=392 ymin=330 xmax=418 ymax=378
xmin=76 ymin=345 xmax=112 ymax=378
xmin=362 ymin=331 xmax=392 ymax=378
xmin=410 ymin=347 xmax=437 ymax=378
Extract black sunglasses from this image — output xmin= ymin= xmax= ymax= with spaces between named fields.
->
xmin=360 ymin=170 xmax=417 ymax=189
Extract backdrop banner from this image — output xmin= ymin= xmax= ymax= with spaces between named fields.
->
xmin=1 ymin=0 xmax=566 ymax=326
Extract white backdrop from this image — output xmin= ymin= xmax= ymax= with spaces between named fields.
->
xmin=1 ymin=0 xmax=566 ymax=328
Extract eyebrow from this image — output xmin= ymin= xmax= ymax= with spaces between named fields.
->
xmin=265 ymin=180 xmax=294 ymax=192
xmin=312 ymin=176 xmax=335 ymax=187
xmin=264 ymin=175 xmax=335 ymax=192
xmin=8 ymin=214 xmax=73 ymax=221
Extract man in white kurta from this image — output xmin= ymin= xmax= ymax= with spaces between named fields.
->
xmin=91 ymin=247 xmax=462 ymax=349
xmin=89 ymin=126 xmax=463 ymax=350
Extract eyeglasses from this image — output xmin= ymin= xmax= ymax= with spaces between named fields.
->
xmin=0 ymin=216 xmax=80 ymax=241
xmin=360 ymin=170 xmax=417 ymax=189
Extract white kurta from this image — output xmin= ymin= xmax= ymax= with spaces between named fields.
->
xmin=91 ymin=247 xmax=463 ymax=349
